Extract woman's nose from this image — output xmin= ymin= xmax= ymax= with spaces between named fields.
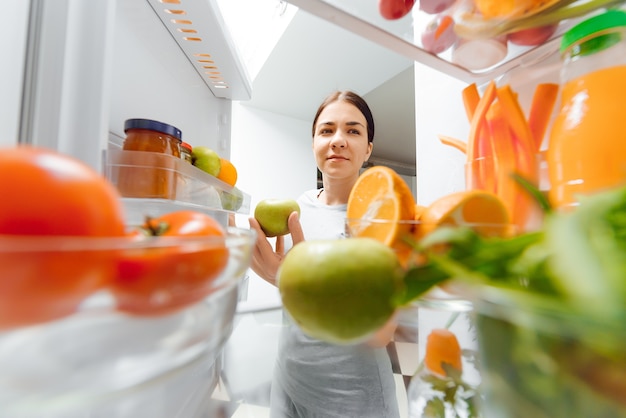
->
xmin=330 ymin=133 xmax=346 ymax=148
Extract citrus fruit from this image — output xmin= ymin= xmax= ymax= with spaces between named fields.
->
xmin=277 ymin=238 xmax=405 ymax=344
xmin=424 ymin=328 xmax=462 ymax=376
xmin=217 ymin=157 xmax=238 ymax=187
xmin=414 ymin=204 xmax=427 ymax=220
xmin=417 ymin=190 xmax=512 ymax=238
xmin=346 ymin=166 xmax=416 ymax=247
xmin=473 ymin=0 xmax=545 ymax=19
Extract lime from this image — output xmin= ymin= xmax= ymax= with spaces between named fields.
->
xmin=277 ymin=238 xmax=405 ymax=344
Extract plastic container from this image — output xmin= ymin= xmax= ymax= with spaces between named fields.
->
xmin=547 ymin=10 xmax=626 ymax=210
xmin=105 ymin=149 xmax=251 ymax=224
xmin=117 ymin=119 xmax=183 ymax=199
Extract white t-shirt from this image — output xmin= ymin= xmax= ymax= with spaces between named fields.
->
xmin=270 ymin=189 xmax=400 ymax=418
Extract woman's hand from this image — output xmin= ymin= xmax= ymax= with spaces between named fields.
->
xmin=248 ymin=211 xmax=304 ymax=286
xmin=365 ymin=313 xmax=398 ymax=348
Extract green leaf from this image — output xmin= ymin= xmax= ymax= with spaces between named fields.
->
xmin=423 ymin=397 xmax=446 ymax=418
xmin=511 ymin=172 xmax=552 ymax=214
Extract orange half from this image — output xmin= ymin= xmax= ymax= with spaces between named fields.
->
xmin=417 ymin=189 xmax=512 ymax=238
xmin=346 ymin=166 xmax=416 ymax=247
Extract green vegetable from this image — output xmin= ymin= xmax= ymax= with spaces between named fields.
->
xmin=402 ymin=184 xmax=626 ymax=417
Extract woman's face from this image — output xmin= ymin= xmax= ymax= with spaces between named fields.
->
xmin=313 ymin=100 xmax=373 ymax=182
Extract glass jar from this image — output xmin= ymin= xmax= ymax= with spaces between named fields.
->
xmin=180 ymin=141 xmax=193 ymax=164
xmin=547 ymin=10 xmax=626 ymax=210
xmin=407 ymin=295 xmax=482 ymax=418
xmin=116 ymin=119 xmax=182 ymax=199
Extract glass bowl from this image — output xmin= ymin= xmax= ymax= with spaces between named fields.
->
xmin=467 ymin=284 xmax=626 ymax=418
xmin=0 ymin=227 xmax=255 ymax=417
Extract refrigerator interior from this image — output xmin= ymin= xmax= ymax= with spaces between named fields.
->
xmin=3 ymin=0 xmax=623 ymax=417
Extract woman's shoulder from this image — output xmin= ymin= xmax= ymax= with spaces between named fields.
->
xmin=297 ymin=189 xmax=326 ymax=208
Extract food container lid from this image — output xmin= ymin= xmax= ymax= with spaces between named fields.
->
xmin=181 ymin=141 xmax=193 ymax=151
xmin=561 ymin=9 xmax=626 ymax=54
xmin=124 ymin=118 xmax=182 ymax=142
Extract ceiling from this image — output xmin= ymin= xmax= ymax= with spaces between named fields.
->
xmin=238 ymin=8 xmax=417 ymax=175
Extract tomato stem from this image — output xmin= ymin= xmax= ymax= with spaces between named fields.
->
xmin=143 ymin=215 xmax=170 ymax=236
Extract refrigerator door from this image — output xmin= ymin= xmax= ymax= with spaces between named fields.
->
xmin=0 ymin=1 xmax=255 ymax=416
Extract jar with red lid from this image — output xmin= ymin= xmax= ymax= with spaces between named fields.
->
xmin=116 ymin=118 xmax=183 ymax=199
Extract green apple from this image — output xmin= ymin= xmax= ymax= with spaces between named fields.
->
xmin=277 ymin=238 xmax=405 ymax=344
xmin=254 ymin=198 xmax=300 ymax=237
xmin=220 ymin=187 xmax=244 ymax=211
xmin=192 ymin=146 xmax=221 ymax=177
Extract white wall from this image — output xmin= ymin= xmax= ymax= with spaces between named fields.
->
xmin=0 ymin=1 xmax=29 ymax=146
xmin=413 ymin=63 xmax=470 ymax=206
xmin=230 ymin=101 xmax=316 ymax=305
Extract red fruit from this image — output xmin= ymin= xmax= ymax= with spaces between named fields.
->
xmin=508 ymin=24 xmax=558 ymax=46
xmin=379 ymin=0 xmax=416 ymax=20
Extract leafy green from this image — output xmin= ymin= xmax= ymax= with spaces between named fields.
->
xmin=413 ymin=364 xmax=481 ymax=418
xmin=400 ymin=185 xmax=626 ymax=417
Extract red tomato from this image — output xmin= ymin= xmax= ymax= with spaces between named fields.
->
xmin=379 ymin=0 xmax=416 ymax=20
xmin=0 ymin=146 xmax=126 ymax=329
xmin=111 ymin=211 xmax=230 ymax=316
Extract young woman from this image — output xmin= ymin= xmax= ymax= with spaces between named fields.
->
xmin=248 ymin=90 xmax=400 ymax=418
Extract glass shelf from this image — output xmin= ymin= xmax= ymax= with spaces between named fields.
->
xmin=105 ymin=149 xmax=250 ymax=226
xmin=284 ymin=0 xmax=625 ymax=84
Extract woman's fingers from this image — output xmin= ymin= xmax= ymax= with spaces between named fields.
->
xmin=288 ymin=211 xmax=305 ymax=245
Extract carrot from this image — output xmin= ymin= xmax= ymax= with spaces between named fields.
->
xmin=467 ymin=81 xmax=497 ymax=191
xmin=486 ymin=100 xmax=516 ymax=212
xmin=438 ymin=134 xmax=467 ymax=154
xmin=435 ymin=15 xmax=454 ymax=40
xmin=462 ymin=83 xmax=480 ymax=122
xmin=496 ymin=85 xmax=537 ymax=154
xmin=424 ymin=328 xmax=462 ymax=377
xmin=528 ymin=83 xmax=559 ymax=152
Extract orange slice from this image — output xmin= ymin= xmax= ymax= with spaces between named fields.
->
xmin=424 ymin=328 xmax=462 ymax=376
xmin=346 ymin=166 xmax=416 ymax=247
xmin=414 ymin=204 xmax=427 ymax=221
xmin=417 ymin=189 xmax=512 ymax=238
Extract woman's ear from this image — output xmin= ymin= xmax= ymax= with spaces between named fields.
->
xmin=364 ymin=142 xmax=373 ymax=162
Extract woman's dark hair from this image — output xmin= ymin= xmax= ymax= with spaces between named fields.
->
xmin=311 ymin=90 xmax=375 ymax=143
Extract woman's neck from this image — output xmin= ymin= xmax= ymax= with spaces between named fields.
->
xmin=319 ymin=180 xmax=355 ymax=205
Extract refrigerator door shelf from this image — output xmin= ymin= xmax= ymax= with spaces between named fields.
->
xmin=284 ymin=0 xmax=623 ymax=84
xmin=145 ymin=0 xmax=251 ymax=101
xmin=105 ymin=148 xmax=250 ymax=226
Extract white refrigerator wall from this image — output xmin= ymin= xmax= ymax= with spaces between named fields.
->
xmin=230 ymin=102 xmax=316 ymax=305
xmin=414 ymin=63 xmax=469 ymax=206
xmin=109 ymin=1 xmax=230 ymax=156
xmin=0 ymin=2 xmax=29 ymax=147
